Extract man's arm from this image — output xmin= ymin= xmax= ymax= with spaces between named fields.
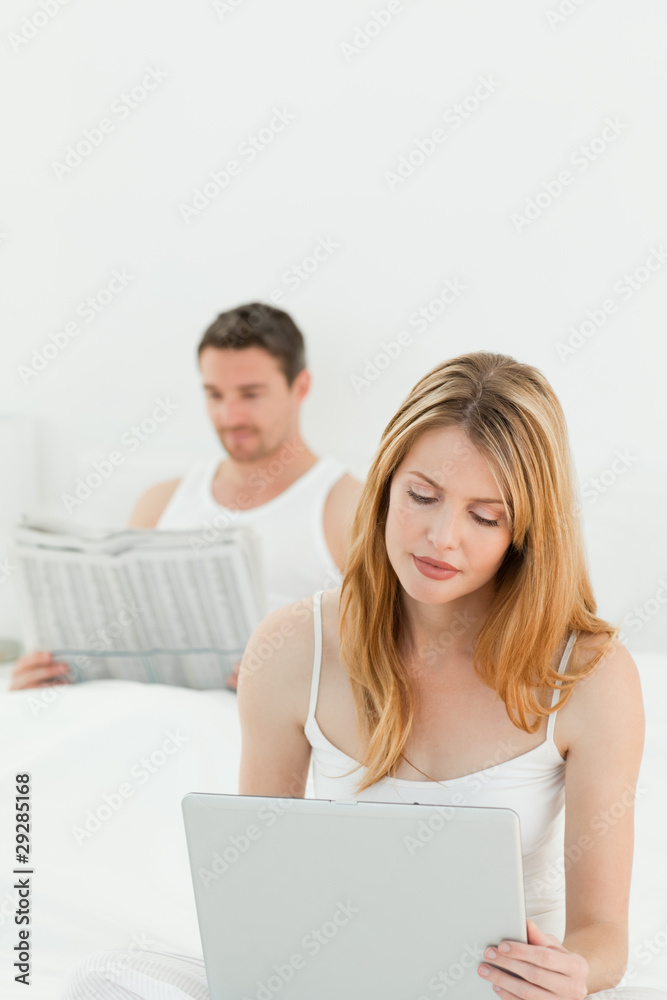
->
xmin=323 ymin=473 xmax=364 ymax=574
xmin=127 ymin=478 xmax=181 ymax=528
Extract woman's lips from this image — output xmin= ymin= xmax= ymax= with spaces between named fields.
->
xmin=413 ymin=554 xmax=460 ymax=580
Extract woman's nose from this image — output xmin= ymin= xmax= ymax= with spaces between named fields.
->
xmin=426 ymin=507 xmax=462 ymax=551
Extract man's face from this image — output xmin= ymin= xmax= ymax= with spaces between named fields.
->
xmin=200 ymin=346 xmax=308 ymax=462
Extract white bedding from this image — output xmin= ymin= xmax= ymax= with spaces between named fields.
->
xmin=0 ymin=654 xmax=665 ymax=998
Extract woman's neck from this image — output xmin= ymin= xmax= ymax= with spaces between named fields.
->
xmin=399 ymin=583 xmax=496 ymax=667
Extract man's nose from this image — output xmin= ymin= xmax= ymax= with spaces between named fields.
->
xmin=217 ymin=399 xmax=245 ymax=426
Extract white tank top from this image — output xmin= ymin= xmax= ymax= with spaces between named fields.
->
xmin=157 ymin=456 xmax=348 ymax=614
xmin=305 ymin=588 xmax=578 ymax=941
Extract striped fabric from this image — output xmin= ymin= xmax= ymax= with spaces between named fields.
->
xmin=60 ymin=946 xmax=667 ymax=999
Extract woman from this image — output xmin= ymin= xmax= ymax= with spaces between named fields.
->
xmin=62 ymin=352 xmax=657 ymax=1000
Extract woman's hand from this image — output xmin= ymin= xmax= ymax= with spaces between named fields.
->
xmin=9 ymin=651 xmax=71 ymax=690
xmin=477 ymin=918 xmax=589 ymax=999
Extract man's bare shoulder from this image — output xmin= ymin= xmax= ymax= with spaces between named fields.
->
xmin=127 ymin=478 xmax=181 ymax=528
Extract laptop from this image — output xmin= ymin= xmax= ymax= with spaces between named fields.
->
xmin=182 ymin=792 xmax=527 ymax=1000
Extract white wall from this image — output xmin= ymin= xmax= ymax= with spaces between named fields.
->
xmin=1 ymin=0 xmax=666 ymax=649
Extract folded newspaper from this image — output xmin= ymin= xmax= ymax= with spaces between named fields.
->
xmin=12 ymin=516 xmax=267 ymax=689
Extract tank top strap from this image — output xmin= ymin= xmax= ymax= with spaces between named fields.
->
xmin=546 ymin=629 xmax=578 ymax=743
xmin=306 ymin=590 xmax=325 ymax=725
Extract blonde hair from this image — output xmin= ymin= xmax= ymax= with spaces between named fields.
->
xmin=338 ymin=351 xmax=618 ymax=793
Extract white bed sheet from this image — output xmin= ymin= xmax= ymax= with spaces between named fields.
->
xmin=0 ymin=654 xmax=665 ymax=998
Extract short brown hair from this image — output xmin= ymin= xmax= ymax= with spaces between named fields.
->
xmin=197 ymin=302 xmax=307 ymax=386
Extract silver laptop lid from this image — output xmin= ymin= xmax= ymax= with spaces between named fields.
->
xmin=182 ymin=793 xmax=527 ymax=1000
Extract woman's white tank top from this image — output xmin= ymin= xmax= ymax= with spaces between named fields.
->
xmin=157 ymin=456 xmax=348 ymax=615
xmin=304 ymin=588 xmax=578 ymax=941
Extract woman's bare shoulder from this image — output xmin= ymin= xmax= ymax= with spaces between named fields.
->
xmin=571 ymin=628 xmax=632 ymax=671
xmin=237 ymin=589 xmax=341 ymax=726
xmin=564 ymin=630 xmax=644 ymax=742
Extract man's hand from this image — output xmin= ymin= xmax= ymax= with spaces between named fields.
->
xmin=225 ymin=660 xmax=241 ymax=692
xmin=9 ymin=652 xmax=71 ymax=691
xmin=477 ymin=918 xmax=589 ymax=999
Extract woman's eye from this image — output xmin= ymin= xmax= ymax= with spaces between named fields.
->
xmin=471 ymin=512 xmax=500 ymax=527
xmin=406 ymin=488 xmax=435 ymax=504
xmin=470 ymin=511 xmax=498 ymax=528
xmin=407 ymin=489 xmax=500 ymax=526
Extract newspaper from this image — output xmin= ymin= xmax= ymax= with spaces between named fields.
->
xmin=11 ymin=516 xmax=267 ymax=689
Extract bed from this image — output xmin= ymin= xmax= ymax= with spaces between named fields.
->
xmin=0 ymin=652 xmax=665 ymax=998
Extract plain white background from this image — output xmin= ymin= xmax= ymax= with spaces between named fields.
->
xmin=1 ymin=0 xmax=666 ymax=649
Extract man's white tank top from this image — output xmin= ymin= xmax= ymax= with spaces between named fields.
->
xmin=305 ymin=589 xmax=577 ymax=942
xmin=157 ymin=456 xmax=348 ymax=614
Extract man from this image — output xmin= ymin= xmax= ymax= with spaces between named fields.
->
xmin=10 ymin=302 xmax=363 ymax=691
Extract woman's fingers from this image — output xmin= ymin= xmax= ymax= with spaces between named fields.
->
xmin=478 ymin=923 xmax=588 ymax=1000
xmin=480 ymin=952 xmax=565 ymax=996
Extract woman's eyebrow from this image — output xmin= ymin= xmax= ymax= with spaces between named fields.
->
xmin=406 ymin=470 xmax=503 ymax=504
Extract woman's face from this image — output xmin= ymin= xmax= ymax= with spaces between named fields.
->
xmin=385 ymin=425 xmax=513 ymax=604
